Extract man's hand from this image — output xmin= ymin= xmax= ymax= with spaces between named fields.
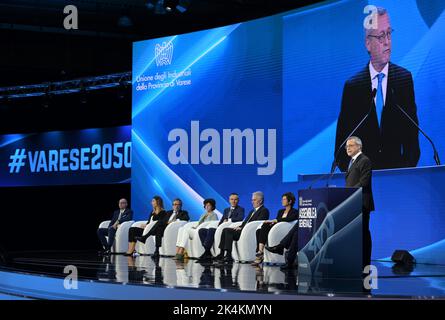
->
xmin=233 ymin=226 xmax=242 ymax=231
xmin=112 ymin=222 xmax=119 ymax=229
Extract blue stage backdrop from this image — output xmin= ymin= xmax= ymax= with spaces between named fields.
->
xmin=0 ymin=126 xmax=131 ymax=187
xmin=132 ymin=1 xmax=445 ymax=264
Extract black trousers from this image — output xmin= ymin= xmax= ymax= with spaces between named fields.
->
xmin=279 ymin=223 xmax=299 ymax=266
xmin=255 ymin=222 xmax=275 ymax=251
xmin=363 ymin=211 xmax=372 ymax=268
xmin=97 ymin=226 xmax=117 ymax=250
xmin=128 ymin=227 xmax=144 ymax=243
xmin=218 ymin=227 xmax=242 ymax=254
xmin=140 ymin=223 xmax=166 ymax=248
xmin=199 ymin=228 xmax=217 ymax=251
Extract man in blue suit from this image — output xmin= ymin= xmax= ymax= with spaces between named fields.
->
xmin=97 ymin=198 xmax=133 ymax=254
xmin=196 ymin=193 xmax=244 ymax=262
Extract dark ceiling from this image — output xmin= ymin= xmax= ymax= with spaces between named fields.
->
xmin=0 ymin=0 xmax=325 ymax=134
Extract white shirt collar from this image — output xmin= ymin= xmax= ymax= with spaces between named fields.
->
xmin=369 ymin=62 xmax=389 ymax=81
xmin=352 ymin=151 xmax=362 ymax=162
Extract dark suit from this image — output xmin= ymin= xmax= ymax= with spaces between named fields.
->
xmin=199 ymin=206 xmax=245 ymax=251
xmin=97 ymin=208 xmax=133 ymax=250
xmin=163 ymin=209 xmax=190 ymax=224
xmin=345 ymin=152 xmax=374 ymax=268
xmin=218 ymin=206 xmax=270 ymax=254
xmin=335 ymin=62 xmax=420 ymax=172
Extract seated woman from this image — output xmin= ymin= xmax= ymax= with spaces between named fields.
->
xmin=124 ymin=195 xmax=166 ymax=257
xmin=174 ymin=198 xmax=218 ymax=261
xmin=251 ymin=192 xmax=298 ymax=266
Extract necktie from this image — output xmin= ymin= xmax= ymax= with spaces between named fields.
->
xmin=169 ymin=211 xmax=177 ymax=222
xmin=117 ymin=210 xmax=124 ymax=221
xmin=228 ymin=208 xmax=234 ymax=219
xmin=246 ymin=209 xmax=256 ymax=223
xmin=348 ymin=158 xmax=355 ymax=171
xmin=375 ymin=73 xmax=385 ymax=127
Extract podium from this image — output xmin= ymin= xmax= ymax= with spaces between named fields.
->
xmin=297 ymin=187 xmax=364 ymax=293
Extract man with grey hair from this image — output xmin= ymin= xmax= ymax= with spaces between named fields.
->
xmin=335 ymin=6 xmax=420 ymax=172
xmin=97 ymin=198 xmax=133 ymax=255
xmin=214 ymin=191 xmax=269 ymax=264
xmin=345 ymin=136 xmax=374 ymax=268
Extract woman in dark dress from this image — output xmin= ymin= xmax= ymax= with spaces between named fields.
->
xmin=252 ymin=192 xmax=298 ymax=265
xmin=124 ymin=195 xmax=166 ymax=256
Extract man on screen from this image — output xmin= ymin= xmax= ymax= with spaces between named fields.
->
xmin=335 ymin=7 xmax=420 ymax=171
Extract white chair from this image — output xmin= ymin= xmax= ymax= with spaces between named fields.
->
xmin=98 ymin=219 xmax=135 ymax=254
xmin=188 ymin=220 xmax=219 ymax=258
xmin=111 ymin=254 xmax=130 ymax=283
xmin=263 ymin=221 xmax=298 ymax=265
xmin=160 ymin=220 xmax=189 ymax=256
xmin=263 ymin=265 xmax=286 ymax=284
xmin=158 ymin=257 xmax=178 ymax=286
xmin=211 ymin=220 xmax=236 ymax=257
xmin=232 ymin=220 xmax=265 ymax=263
xmin=134 ymin=219 xmax=157 ymax=255
xmin=234 ymin=263 xmax=257 ymax=291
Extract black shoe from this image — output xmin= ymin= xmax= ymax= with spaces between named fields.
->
xmin=152 ymin=250 xmax=160 ymax=258
xmin=222 ymin=255 xmax=234 ymax=264
xmin=265 ymin=244 xmax=284 ymax=255
xmin=214 ymin=253 xmax=225 ymax=262
xmin=197 ymin=254 xmax=212 ymax=263
xmin=135 ymin=236 xmax=147 ymax=244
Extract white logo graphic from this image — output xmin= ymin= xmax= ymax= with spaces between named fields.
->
xmin=155 ymin=42 xmax=174 ymax=66
xmin=63 ymin=265 xmax=78 ymax=290
xmin=363 ymin=265 xmax=378 ymax=290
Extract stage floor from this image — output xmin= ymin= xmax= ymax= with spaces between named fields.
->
xmin=1 ymin=251 xmax=445 ymax=299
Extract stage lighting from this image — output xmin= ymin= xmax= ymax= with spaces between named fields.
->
xmin=165 ymin=0 xmax=179 ymax=12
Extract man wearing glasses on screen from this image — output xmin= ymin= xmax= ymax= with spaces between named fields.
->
xmin=335 ymin=7 xmax=420 ymax=172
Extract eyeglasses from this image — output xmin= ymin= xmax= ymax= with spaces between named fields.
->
xmin=367 ymin=28 xmax=394 ymax=43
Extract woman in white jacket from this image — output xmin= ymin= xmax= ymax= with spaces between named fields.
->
xmin=174 ymin=198 xmax=218 ymax=261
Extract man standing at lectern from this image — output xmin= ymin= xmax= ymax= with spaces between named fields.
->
xmin=335 ymin=7 xmax=420 ymax=171
xmin=345 ymin=136 xmax=374 ymax=268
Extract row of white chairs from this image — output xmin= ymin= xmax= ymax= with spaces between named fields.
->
xmin=98 ymin=218 xmax=297 ymax=264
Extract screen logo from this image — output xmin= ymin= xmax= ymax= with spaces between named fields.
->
xmin=155 ymin=41 xmax=174 ymax=66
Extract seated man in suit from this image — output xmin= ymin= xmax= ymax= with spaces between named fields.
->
xmin=97 ymin=198 xmax=133 ymax=254
xmin=214 ymin=191 xmax=270 ymax=264
xmin=134 ymin=198 xmax=189 ymax=256
xmin=196 ymin=193 xmax=245 ymax=262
